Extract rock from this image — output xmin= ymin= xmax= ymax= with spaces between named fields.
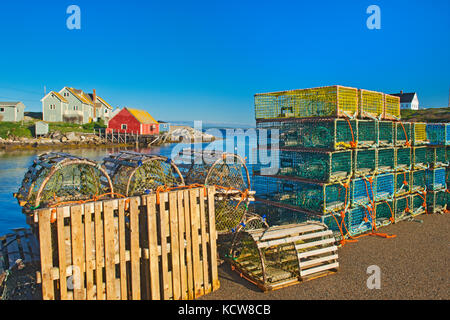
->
xmin=65 ymin=132 xmax=79 ymax=142
xmin=60 ymin=136 xmax=68 ymax=143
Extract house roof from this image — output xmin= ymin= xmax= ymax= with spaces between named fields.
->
xmin=0 ymin=101 xmax=22 ymax=107
xmin=126 ymin=108 xmax=158 ymax=124
xmin=65 ymin=87 xmax=94 ymax=105
xmin=86 ymin=94 xmax=113 ymax=110
xmin=41 ymin=91 xmax=68 ymax=103
xmin=390 ymin=92 xmax=416 ymax=103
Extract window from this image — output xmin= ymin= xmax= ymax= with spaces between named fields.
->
xmin=74 ymin=105 xmax=79 ymax=110
xmin=121 ymin=124 xmax=127 ymax=130
xmin=0 ymin=108 xmax=4 ymax=112
xmin=49 ymin=104 xmax=56 ymax=110
xmin=105 ymin=109 xmax=108 ymax=114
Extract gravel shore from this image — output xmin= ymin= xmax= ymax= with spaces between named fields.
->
xmin=202 ymin=213 xmax=450 ymax=300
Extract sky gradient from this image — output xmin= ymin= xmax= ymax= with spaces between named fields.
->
xmin=0 ymin=0 xmax=449 ymax=124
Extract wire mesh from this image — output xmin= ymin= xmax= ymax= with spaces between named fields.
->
xmin=377 ymin=148 xmax=395 ymax=173
xmin=254 ymin=85 xmax=358 ymax=120
xmin=426 ymin=190 xmax=447 ymax=214
xmin=395 ymin=122 xmax=412 ymax=146
xmin=351 ymin=178 xmax=374 ymax=206
xmin=357 ymin=120 xmax=377 ymax=148
xmin=411 ymin=192 xmax=427 ymax=216
xmin=359 ymin=89 xmax=384 ymax=119
xmin=375 ymin=200 xmax=395 ymax=228
xmin=347 ymin=206 xmax=372 ymax=236
xmin=426 ymin=123 xmax=450 ymax=145
xmin=378 ymin=121 xmax=394 ymax=147
xmin=411 ymin=123 xmax=428 ymax=145
xmin=412 ymin=146 xmax=428 ymax=169
xmin=230 ymin=232 xmax=264 ymax=281
xmin=354 ymin=149 xmax=377 ymax=177
xmin=395 ymin=147 xmax=411 ymax=171
xmin=215 ymin=199 xmax=249 ymax=233
xmin=426 ymin=146 xmax=448 ymax=168
xmin=261 ymin=243 xmax=300 ymax=284
xmin=383 ymin=94 xmax=400 ymax=120
xmin=426 ymin=168 xmax=446 ymax=191
xmin=411 ymin=169 xmax=426 ymax=193
xmin=394 ymin=171 xmax=410 ymax=196
xmin=394 ymin=195 xmax=411 ymax=222
xmin=278 ymin=149 xmax=352 ymax=183
xmin=375 ymin=173 xmax=394 ymax=201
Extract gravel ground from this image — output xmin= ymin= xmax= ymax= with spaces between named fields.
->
xmin=201 ymin=213 xmax=450 ymax=300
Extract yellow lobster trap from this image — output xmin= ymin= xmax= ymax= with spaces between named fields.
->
xmin=411 ymin=122 xmax=428 ymax=146
xmin=383 ymin=94 xmax=401 ymax=120
xmin=358 ymin=89 xmax=384 ymax=119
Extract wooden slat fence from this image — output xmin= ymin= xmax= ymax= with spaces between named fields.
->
xmin=35 ymin=186 xmax=219 ymax=300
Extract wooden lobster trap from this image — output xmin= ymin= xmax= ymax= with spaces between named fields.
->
xmin=229 ymin=222 xmax=339 ymax=292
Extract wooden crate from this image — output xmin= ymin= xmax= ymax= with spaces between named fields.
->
xmin=34 ymin=187 xmax=220 ymax=300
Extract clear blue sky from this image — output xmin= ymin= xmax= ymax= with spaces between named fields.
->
xmin=0 ymin=0 xmax=448 ymax=124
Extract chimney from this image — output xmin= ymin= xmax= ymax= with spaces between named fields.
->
xmin=400 ymin=90 xmax=403 ymax=94
xmin=93 ymin=89 xmax=97 ymax=119
xmin=93 ymin=89 xmax=97 ymax=103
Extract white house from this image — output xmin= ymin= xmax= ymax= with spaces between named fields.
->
xmin=390 ymin=91 xmax=419 ymax=110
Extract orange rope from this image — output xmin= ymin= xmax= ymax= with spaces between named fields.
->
xmin=344 ymin=117 xmax=357 ymax=148
xmin=397 ymin=121 xmax=411 ymax=147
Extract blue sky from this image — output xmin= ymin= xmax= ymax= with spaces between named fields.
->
xmin=0 ymin=0 xmax=448 ymax=124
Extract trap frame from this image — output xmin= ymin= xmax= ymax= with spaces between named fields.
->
xmin=377 ymin=121 xmax=395 ymax=147
xmin=358 ymin=89 xmax=383 ymax=119
xmin=426 ymin=123 xmax=450 ymax=146
xmin=383 ymin=94 xmax=401 ymax=120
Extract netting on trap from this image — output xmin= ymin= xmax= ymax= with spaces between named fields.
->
xmin=411 ymin=169 xmax=426 ymax=193
xmin=425 ymin=168 xmax=446 ymax=191
xmin=383 ymin=94 xmax=400 ymax=120
xmin=426 ymin=123 xmax=450 ymax=146
xmin=393 ymin=195 xmax=411 ymax=222
xmin=426 ymin=146 xmax=447 ymax=168
xmin=395 ymin=147 xmax=411 ymax=172
xmin=215 ymin=199 xmax=250 ymax=233
xmin=357 ymin=120 xmax=377 ymax=148
xmin=254 ymin=85 xmax=358 ymax=120
xmin=377 ymin=148 xmax=395 ymax=173
xmin=374 ymin=200 xmax=395 ymax=227
xmin=394 ymin=122 xmax=412 ymax=146
xmin=375 ymin=173 xmax=394 ymax=201
xmin=358 ymin=89 xmax=383 ymax=119
xmin=353 ymin=149 xmax=377 ymax=177
xmin=253 ymin=175 xmax=347 ymax=214
xmin=394 ymin=171 xmax=410 ymax=196
xmin=15 ymin=152 xmax=113 ymax=210
xmin=411 ymin=192 xmax=427 ymax=216
xmin=378 ymin=121 xmax=394 ymax=147
xmin=102 ymin=151 xmax=184 ymax=197
xmin=347 ymin=206 xmax=372 ymax=236
xmin=350 ymin=177 xmax=374 ymax=206
xmin=426 ymin=190 xmax=447 ymax=214
xmin=411 ymin=123 xmax=428 ymax=146
xmin=412 ymin=146 xmax=428 ymax=169
xmin=278 ymin=149 xmax=352 ymax=183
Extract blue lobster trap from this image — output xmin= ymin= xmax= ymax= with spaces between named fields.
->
xmin=375 ymin=173 xmax=394 ymax=201
xmin=426 ymin=123 xmax=450 ymax=146
xmin=347 ymin=206 xmax=372 ymax=236
xmin=351 ymin=177 xmax=375 ymax=206
xmin=426 ymin=168 xmax=446 ymax=191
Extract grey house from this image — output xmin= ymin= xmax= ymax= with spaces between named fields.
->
xmin=0 ymin=102 xmax=25 ymax=122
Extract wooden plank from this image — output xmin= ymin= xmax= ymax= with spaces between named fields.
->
xmin=300 ymin=262 xmax=339 ymax=277
xmin=169 ymin=191 xmax=181 ymax=300
xmin=117 ymin=199 xmax=128 ymax=300
xmin=294 ymin=238 xmax=336 ymax=251
xmin=177 ymin=191 xmax=187 ymax=300
xmin=94 ymin=201 xmax=104 ymax=300
xmin=198 ymin=188 xmax=210 ymax=294
xmin=207 ymin=187 xmax=219 ymax=291
xmin=258 ymin=230 xmax=333 ymax=248
xmin=297 ymin=246 xmax=338 ymax=259
xmin=159 ymin=193 xmax=170 ymax=300
xmin=84 ymin=203 xmax=95 ymax=300
xmin=146 ymin=194 xmax=160 ymax=300
xmin=71 ymin=205 xmax=85 ymax=300
xmin=38 ymin=209 xmax=55 ymax=300
xmin=103 ymin=200 xmax=117 ymax=300
xmin=129 ymin=197 xmax=141 ymax=300
xmin=254 ymin=224 xmax=325 ymax=241
xmin=189 ymin=188 xmax=202 ymax=298
xmin=56 ymin=207 xmax=68 ymax=300
xmin=300 ymin=254 xmax=339 ymax=268
xmin=183 ymin=189 xmax=194 ymax=300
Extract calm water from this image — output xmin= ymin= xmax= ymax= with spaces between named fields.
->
xmin=0 ymin=135 xmax=256 ymax=235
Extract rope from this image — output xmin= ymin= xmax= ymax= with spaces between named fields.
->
xmin=344 ymin=116 xmax=357 ymax=148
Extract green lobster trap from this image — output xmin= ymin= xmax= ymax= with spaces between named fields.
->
xmin=254 ymin=85 xmax=358 ymax=120
xmin=411 ymin=122 xmax=428 ymax=146
xmin=426 ymin=190 xmax=447 ymax=214
xmin=253 ymin=175 xmax=348 ymax=215
xmin=358 ymin=89 xmax=384 ymax=119
xmin=394 ymin=171 xmax=411 ymax=196
xmin=395 ymin=147 xmax=412 ymax=172
xmin=229 ymin=222 xmax=339 ymax=292
xmin=377 ymin=148 xmax=395 ymax=173
xmin=394 ymin=122 xmax=412 ymax=147
xmin=357 ymin=120 xmax=378 ymax=148
xmin=374 ymin=200 xmax=395 ymax=228
xmin=394 ymin=195 xmax=412 ymax=223
xmin=353 ymin=149 xmax=377 ymax=177
xmin=426 ymin=146 xmax=448 ymax=168
xmin=377 ymin=121 xmax=395 ymax=147
xmin=278 ymin=149 xmax=352 ymax=183
xmin=412 ymin=146 xmax=428 ymax=170
xmin=383 ymin=94 xmax=401 ymax=120
xmin=411 ymin=192 xmax=427 ymax=216
xmin=15 ymin=152 xmax=113 ymax=212
xmin=411 ymin=169 xmax=426 ymax=193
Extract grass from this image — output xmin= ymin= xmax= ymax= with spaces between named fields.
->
xmin=401 ymin=107 xmax=450 ymax=123
xmin=0 ymin=122 xmax=33 ymax=139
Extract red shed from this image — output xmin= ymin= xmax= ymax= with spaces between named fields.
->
xmin=107 ymin=107 xmax=159 ymax=135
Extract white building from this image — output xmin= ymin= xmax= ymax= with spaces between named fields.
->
xmin=390 ymin=91 xmax=419 ymax=110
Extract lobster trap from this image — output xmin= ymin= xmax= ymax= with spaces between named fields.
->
xmin=377 ymin=121 xmax=395 ymax=147
xmin=103 ymin=151 xmax=184 ymax=197
xmin=350 ymin=177 xmax=374 ymax=206
xmin=412 ymin=146 xmax=428 ymax=170
xmin=394 ymin=171 xmax=411 ymax=196
xmin=426 ymin=123 xmax=450 ymax=146
xmin=375 ymin=173 xmax=394 ymax=201
xmin=426 ymin=190 xmax=447 ymax=214
xmin=395 ymin=147 xmax=412 ymax=172
xmin=394 ymin=195 xmax=412 ymax=223
xmin=254 ymin=85 xmax=358 ymax=120
xmin=253 ymin=175 xmax=347 ymax=214
xmin=358 ymin=89 xmax=384 ymax=119
xmin=377 ymin=148 xmax=395 ymax=173
xmin=426 ymin=146 xmax=448 ymax=168
xmin=395 ymin=122 xmax=412 ymax=146
xmin=346 ymin=206 xmax=375 ymax=236
xmin=383 ymin=94 xmax=400 ymax=120
xmin=15 ymin=152 xmax=113 ymax=212
xmin=229 ymin=222 xmax=339 ymax=291
xmin=425 ymin=168 xmax=446 ymax=191
xmin=278 ymin=149 xmax=352 ymax=183
xmin=411 ymin=122 xmax=428 ymax=146
xmin=374 ymin=200 xmax=395 ymax=228
xmin=411 ymin=192 xmax=427 ymax=216
xmin=353 ymin=149 xmax=377 ymax=177
xmin=411 ymin=169 xmax=426 ymax=193
xmin=318 ymin=212 xmax=350 ymax=242
xmin=357 ymin=120 xmax=378 ymax=148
